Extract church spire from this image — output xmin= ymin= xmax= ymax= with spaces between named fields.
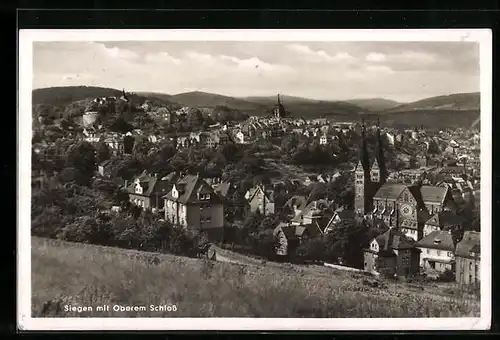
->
xmin=375 ymin=117 xmax=387 ymax=183
xmin=359 ymin=118 xmax=370 ymax=172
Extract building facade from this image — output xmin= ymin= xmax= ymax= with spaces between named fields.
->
xmin=364 ymin=228 xmax=420 ymax=279
xmin=126 ymin=171 xmax=172 ymax=211
xmin=245 ymin=184 xmax=275 ymax=215
xmin=415 ymin=230 xmax=456 ymax=274
xmin=163 ymin=174 xmax=225 ymax=241
xmin=455 ymin=231 xmax=480 ymax=286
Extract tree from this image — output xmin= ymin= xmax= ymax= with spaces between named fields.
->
xmin=123 ymin=136 xmax=135 ymax=154
xmin=295 ymin=236 xmax=327 ymax=262
xmin=109 ymin=116 xmax=134 ymax=134
xmin=133 ymin=136 xmax=154 ymax=157
xmin=65 ymin=141 xmax=97 ymax=186
xmin=97 ymin=143 xmax=111 ymax=164
xmin=324 ymin=219 xmax=373 ymax=268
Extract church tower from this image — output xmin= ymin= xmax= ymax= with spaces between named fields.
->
xmin=274 ymin=94 xmax=286 ymax=119
xmin=354 ymin=119 xmax=371 ymax=216
xmin=371 ymin=118 xmax=387 ymax=184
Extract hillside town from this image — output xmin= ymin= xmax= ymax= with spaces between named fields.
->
xmin=31 ymin=88 xmax=481 ymax=288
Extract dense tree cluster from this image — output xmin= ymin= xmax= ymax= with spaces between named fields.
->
xmin=294 ymin=220 xmax=385 ymax=268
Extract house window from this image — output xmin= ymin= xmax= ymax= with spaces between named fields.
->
xmin=206 ymin=193 xmax=210 ymax=200
xmin=426 ymin=249 xmax=430 ymax=254
xmin=469 ymin=262 xmax=473 ymax=271
xmin=436 ymin=250 xmax=442 ymax=256
xmin=447 ymin=252 xmax=453 ymax=257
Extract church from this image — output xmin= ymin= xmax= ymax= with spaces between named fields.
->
xmin=354 ymin=119 xmax=457 ymax=241
xmin=273 ymin=94 xmax=286 ymax=119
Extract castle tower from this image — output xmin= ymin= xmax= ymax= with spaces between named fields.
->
xmin=354 ymin=118 xmax=371 ymax=216
xmin=371 ymin=118 xmax=387 ymax=184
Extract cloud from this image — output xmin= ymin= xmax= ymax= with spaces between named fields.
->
xmin=99 ymin=44 xmax=139 ymax=60
xmin=286 ymin=44 xmax=354 ymax=63
xmin=144 ymin=52 xmax=182 ymax=64
xmin=185 ymin=51 xmax=291 ymax=75
xmin=185 ymin=51 xmax=217 ymax=65
xmin=219 ymin=55 xmax=289 ymax=72
xmin=366 ymin=52 xmax=386 ymax=62
xmin=33 ymin=41 xmax=479 ymax=101
xmin=61 ymin=73 xmax=93 ymax=80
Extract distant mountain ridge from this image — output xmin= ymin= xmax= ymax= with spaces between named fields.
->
xmin=32 ymin=86 xmax=481 ymax=128
xmin=386 ymin=92 xmax=480 ymax=112
xmin=344 ymin=98 xmax=403 ymax=111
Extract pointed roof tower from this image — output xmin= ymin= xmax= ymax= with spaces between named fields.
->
xmin=274 ymin=93 xmax=286 ymax=118
xmin=120 ymin=88 xmax=129 ymax=102
xmin=375 ymin=118 xmax=388 ymax=183
xmin=359 ymin=118 xmax=370 ymax=173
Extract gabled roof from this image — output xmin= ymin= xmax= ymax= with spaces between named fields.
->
xmin=420 ymin=185 xmax=449 ymax=204
xmin=295 ymin=223 xmax=323 ymax=238
xmin=126 ymin=172 xmax=172 ymax=197
xmin=99 ymin=159 xmax=113 ymax=168
xmin=246 ymin=185 xmax=275 ymax=203
xmin=213 ymin=181 xmax=233 ymax=197
xmin=163 ymin=174 xmax=223 ymax=204
xmin=415 ymin=230 xmax=456 ymax=251
xmin=375 ymin=228 xmax=416 ymax=252
xmin=335 ymin=210 xmax=355 ymax=220
xmin=425 ymin=211 xmax=466 ymax=227
xmin=455 ymin=231 xmax=480 ymax=258
xmin=373 ymin=183 xmax=408 ymax=200
xmin=273 ymin=224 xmax=297 ymax=240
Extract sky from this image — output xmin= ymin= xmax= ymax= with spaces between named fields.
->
xmin=32 ymin=41 xmax=480 ymax=103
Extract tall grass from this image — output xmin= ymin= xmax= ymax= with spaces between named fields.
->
xmin=32 ymin=237 xmax=480 ymax=318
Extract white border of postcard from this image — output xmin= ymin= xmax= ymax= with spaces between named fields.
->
xmin=18 ymin=29 xmax=492 ymax=331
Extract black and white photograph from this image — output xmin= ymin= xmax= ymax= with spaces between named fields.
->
xmin=18 ymin=29 xmax=491 ymax=331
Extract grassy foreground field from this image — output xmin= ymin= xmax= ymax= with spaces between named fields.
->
xmin=31 ymin=236 xmax=480 ymax=318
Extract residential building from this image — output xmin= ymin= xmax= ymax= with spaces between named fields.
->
xmin=163 ymin=174 xmax=225 ymax=241
xmin=283 ymin=195 xmax=309 ymax=217
xmin=126 ymin=171 xmax=173 ymax=211
xmin=455 ymin=231 xmax=480 ymax=285
xmin=319 ymin=134 xmax=328 ymax=145
xmin=98 ymin=159 xmax=113 ymax=178
xmin=423 ymin=211 xmax=466 ymax=238
xmin=273 ymin=223 xmax=299 ymax=257
xmin=323 ymin=210 xmax=355 ymax=234
xmin=103 ymin=135 xmax=124 ymax=155
xmin=364 ymin=228 xmax=420 ymax=279
xmin=245 ymin=184 xmax=275 ymax=215
xmin=199 ymin=132 xmax=218 ymax=148
xmin=415 ymin=230 xmax=456 ymax=274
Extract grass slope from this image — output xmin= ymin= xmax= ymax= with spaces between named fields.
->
xmin=32 ymin=236 xmax=479 ymax=318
